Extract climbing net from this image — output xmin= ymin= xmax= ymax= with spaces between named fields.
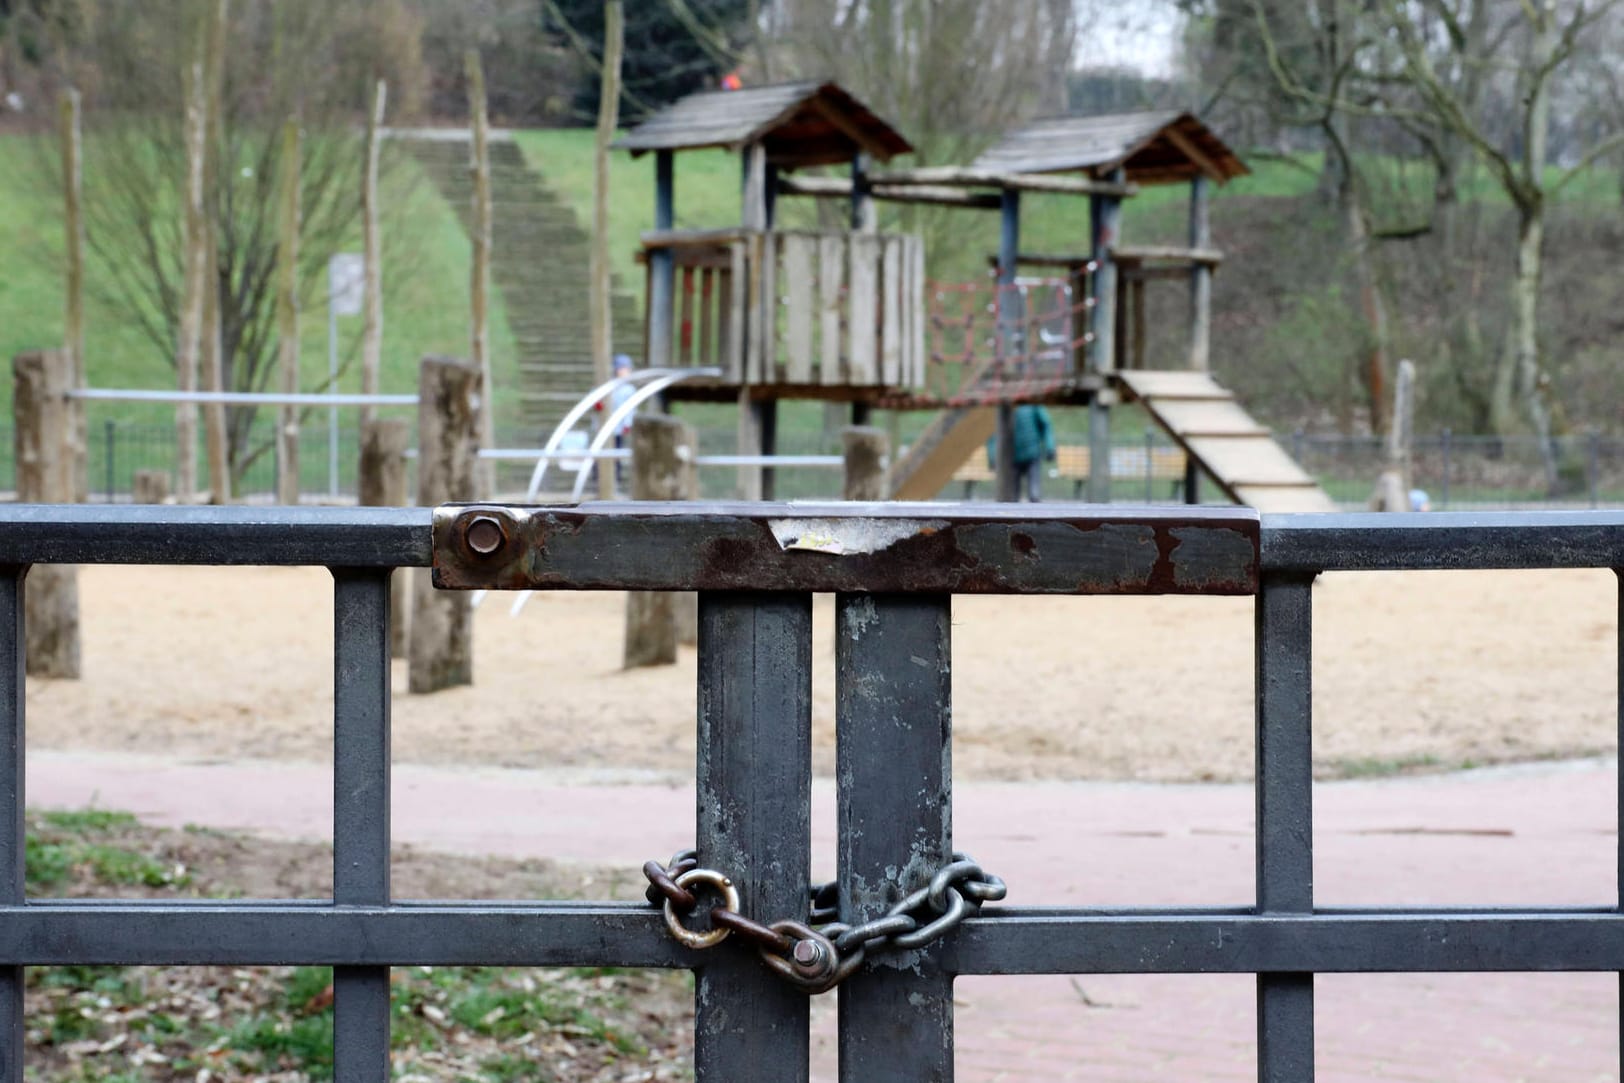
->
xmin=905 ymin=268 xmax=1096 ymax=407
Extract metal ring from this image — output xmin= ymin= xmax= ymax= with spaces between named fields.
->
xmin=661 ymin=868 xmax=741 ymax=950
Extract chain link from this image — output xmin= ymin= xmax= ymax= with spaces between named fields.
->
xmin=641 ymin=849 xmax=1005 ymax=995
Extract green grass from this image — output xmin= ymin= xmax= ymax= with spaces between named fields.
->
xmin=21 ymin=809 xmax=682 ymax=1081
xmin=0 ymin=132 xmax=518 ymax=432
xmin=4 ymin=125 xmax=1617 ymax=468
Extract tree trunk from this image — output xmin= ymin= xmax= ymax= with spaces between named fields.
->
xmin=177 ymin=53 xmax=208 ymax=505
xmin=200 ymin=0 xmax=230 ymax=503
xmin=590 ymin=3 xmax=624 ymax=502
xmin=59 ymin=89 xmax=87 ymax=504
xmin=275 ymin=117 xmax=302 ymax=506
xmin=465 ymin=52 xmax=494 ymax=496
xmin=359 ymin=79 xmax=387 ymax=431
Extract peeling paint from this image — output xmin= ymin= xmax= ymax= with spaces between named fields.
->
xmin=769 ymin=517 xmax=948 ymax=556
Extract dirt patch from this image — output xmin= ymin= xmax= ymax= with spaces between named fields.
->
xmin=23 ymin=564 xmax=1618 ymax=782
xmin=24 ymin=810 xmax=691 ymax=1082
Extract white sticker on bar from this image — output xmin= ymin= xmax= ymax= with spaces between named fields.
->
xmin=769 ymin=517 xmax=947 ymax=556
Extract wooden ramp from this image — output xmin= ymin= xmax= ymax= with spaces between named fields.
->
xmin=1116 ymin=370 xmax=1338 ymax=513
xmin=890 ymin=406 xmax=998 ymax=500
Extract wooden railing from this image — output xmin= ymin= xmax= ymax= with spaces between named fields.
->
xmin=642 ymin=228 xmax=927 ymax=388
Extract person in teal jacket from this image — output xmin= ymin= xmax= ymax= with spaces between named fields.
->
xmin=985 ymin=404 xmax=1057 ymax=502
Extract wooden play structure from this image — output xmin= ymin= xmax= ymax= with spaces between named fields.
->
xmin=617 ymin=84 xmax=1336 ymax=511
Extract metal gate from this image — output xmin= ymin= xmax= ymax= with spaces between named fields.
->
xmin=0 ymin=502 xmax=1618 ymax=1082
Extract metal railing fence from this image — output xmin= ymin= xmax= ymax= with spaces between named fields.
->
xmin=0 ymin=420 xmax=1620 ymax=508
xmin=0 ymin=503 xmax=1619 ymax=1081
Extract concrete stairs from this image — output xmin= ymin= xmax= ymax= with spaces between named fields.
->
xmin=402 ymin=133 xmax=644 ymax=440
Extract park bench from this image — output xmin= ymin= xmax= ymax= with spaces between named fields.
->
xmin=953 ymin=442 xmax=1188 ymax=499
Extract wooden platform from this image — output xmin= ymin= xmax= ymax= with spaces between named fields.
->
xmin=1116 ymin=370 xmax=1337 ymax=513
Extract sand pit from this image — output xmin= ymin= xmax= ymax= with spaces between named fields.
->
xmin=21 ymin=563 xmax=1617 ymax=782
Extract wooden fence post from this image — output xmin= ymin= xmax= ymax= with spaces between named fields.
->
xmin=13 ymin=350 xmax=80 ymax=678
xmin=132 ymin=470 xmax=171 ymax=504
xmin=624 ymin=414 xmax=696 ymax=668
xmin=361 ymin=417 xmax=411 ymax=660
xmin=409 ymin=357 xmax=480 ymax=692
xmin=1370 ymin=358 xmax=1416 ymax=512
xmin=842 ymin=425 xmax=889 ymax=500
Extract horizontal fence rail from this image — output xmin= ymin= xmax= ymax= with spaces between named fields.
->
xmin=0 ymin=502 xmax=1618 ymax=1082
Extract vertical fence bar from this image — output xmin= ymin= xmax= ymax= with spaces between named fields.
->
xmin=837 ymin=594 xmax=954 ymax=1082
xmin=0 ymin=568 xmax=22 ymax=1083
xmin=1256 ymin=570 xmax=1315 ymax=1083
xmin=695 ymin=592 xmax=812 ymax=1082
xmin=1616 ymin=568 xmax=1622 ymax=1083
xmin=331 ymin=567 xmax=392 ymax=1082
xmin=103 ymin=419 xmax=115 ymax=504
xmin=1440 ymin=430 xmax=1452 ymax=509
xmin=1589 ymin=430 xmax=1600 ymax=509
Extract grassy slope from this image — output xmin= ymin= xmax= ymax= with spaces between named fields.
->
xmin=0 ymin=136 xmax=520 ymax=437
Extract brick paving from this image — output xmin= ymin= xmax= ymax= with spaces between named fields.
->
xmin=29 ymin=751 xmax=1620 ymax=1080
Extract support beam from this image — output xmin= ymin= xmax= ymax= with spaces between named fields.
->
xmin=1188 ymin=176 xmax=1213 ymax=371
xmin=1089 ymin=169 xmax=1124 ymax=374
xmin=1088 ymin=397 xmax=1111 ymax=504
xmin=648 ymin=150 xmax=676 ymax=368
xmin=867 ymin=166 xmax=1136 ymax=198
xmin=995 ymin=190 xmax=1021 ymax=503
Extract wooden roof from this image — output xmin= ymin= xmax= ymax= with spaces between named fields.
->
xmin=615 ymin=81 xmax=913 ymax=168
xmin=972 ymin=111 xmax=1248 ymax=185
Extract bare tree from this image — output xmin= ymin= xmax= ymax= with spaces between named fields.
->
xmin=26 ymin=0 xmax=426 ymax=485
xmin=1377 ymin=0 xmax=1624 ymax=483
xmin=774 ymin=0 xmax=1076 ymax=263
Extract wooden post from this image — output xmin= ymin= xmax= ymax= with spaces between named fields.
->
xmin=59 ymin=89 xmax=87 ymax=503
xmin=589 ymin=4 xmax=624 ymax=502
xmin=1189 ymin=175 xmax=1212 ymax=371
xmin=360 ymin=417 xmax=411 ymax=659
xmin=13 ymin=350 xmax=79 ymax=678
xmin=849 ymin=153 xmax=876 ymax=232
xmin=176 ymin=48 xmax=207 ymax=505
xmin=199 ymin=0 xmax=230 ymax=504
xmin=647 ymin=149 xmax=676 ymax=368
xmin=842 ymin=426 xmax=888 ymax=500
xmin=1370 ymin=359 xmax=1416 ymax=512
xmin=275 ymin=117 xmax=302 ymax=506
xmin=465 ymin=51 xmax=495 ymax=496
xmin=1087 ymin=392 xmax=1112 ymax=504
xmin=1089 ymin=169 xmax=1124 ymax=374
xmin=623 ymin=414 xmax=697 ymax=668
xmin=995 ymin=189 xmax=1020 ymax=503
xmin=132 ymin=469 xmax=171 ymax=504
xmin=409 ymin=357 xmax=480 ymax=693
xmin=359 ymin=79 xmax=388 ymax=430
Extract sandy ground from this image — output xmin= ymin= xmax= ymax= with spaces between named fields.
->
xmin=21 ymin=564 xmax=1617 ymax=782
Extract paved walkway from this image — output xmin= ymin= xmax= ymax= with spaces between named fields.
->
xmin=29 ymin=751 xmax=1621 ymax=1081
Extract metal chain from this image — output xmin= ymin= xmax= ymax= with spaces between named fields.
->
xmin=642 ymin=848 xmax=1006 ymax=995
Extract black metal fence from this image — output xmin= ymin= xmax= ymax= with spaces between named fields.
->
xmin=0 ymin=502 xmax=1620 ymax=1081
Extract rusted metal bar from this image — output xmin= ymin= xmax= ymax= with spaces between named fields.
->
xmin=836 ymin=594 xmax=954 ymax=1081
xmin=431 ymin=503 xmax=1260 ymax=596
